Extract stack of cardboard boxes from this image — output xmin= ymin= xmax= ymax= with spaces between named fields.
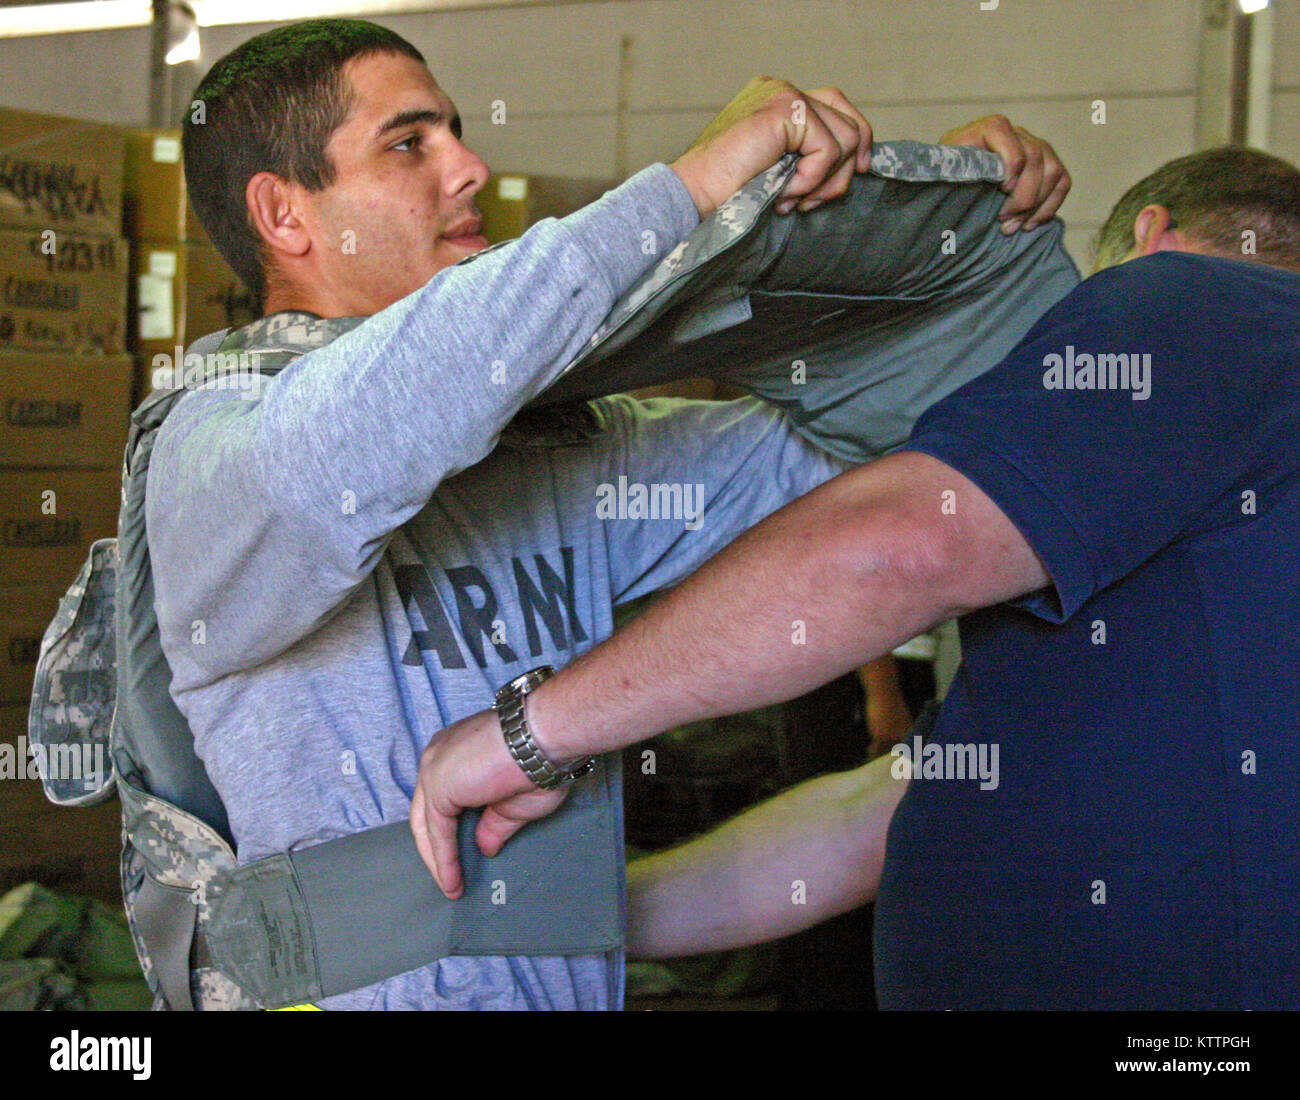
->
xmin=123 ymin=128 xmax=256 ymax=405
xmin=0 ymin=107 xmax=131 ymax=903
xmin=0 ymin=114 xmax=253 ymax=908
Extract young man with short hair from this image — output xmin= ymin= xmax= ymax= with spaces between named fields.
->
xmin=153 ymin=18 xmax=1065 ymax=1009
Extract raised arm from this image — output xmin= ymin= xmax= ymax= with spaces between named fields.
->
xmin=152 ymin=76 xmax=877 ymax=690
xmin=149 ymin=168 xmax=698 ymax=687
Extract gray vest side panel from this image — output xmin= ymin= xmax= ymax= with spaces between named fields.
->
xmin=115 ymin=403 xmax=232 ymax=839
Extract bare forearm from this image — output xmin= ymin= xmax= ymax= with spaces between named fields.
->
xmin=414 ymin=449 xmax=1045 ymax=899
xmin=530 ymin=453 xmax=987 ymax=759
xmin=627 ymin=756 xmax=907 ymax=958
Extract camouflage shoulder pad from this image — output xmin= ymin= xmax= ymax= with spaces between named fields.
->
xmin=28 ymin=537 xmax=118 ymax=806
xmin=867 ymin=140 xmax=1004 ymax=183
xmin=570 ymin=156 xmax=798 ymax=364
xmin=220 ymin=310 xmax=368 ymax=358
xmin=555 ymin=141 xmax=1005 ymax=380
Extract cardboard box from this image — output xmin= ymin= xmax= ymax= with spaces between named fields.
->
xmin=184 ymin=241 xmax=256 ymax=343
xmin=0 ymin=352 xmax=132 ymax=467
xmin=0 ymin=226 xmax=126 ymax=355
xmin=130 ymin=240 xmax=254 ymax=391
xmin=129 ymin=241 xmax=185 ymax=361
xmin=122 ymin=128 xmax=207 ymax=244
xmin=0 ymin=107 xmax=124 ymax=240
xmin=0 ymin=468 xmax=120 ymax=588
xmin=478 ymin=174 xmax=618 ymax=243
xmin=0 ymin=705 xmax=123 ymax=906
xmin=0 ymin=585 xmax=62 ymax=703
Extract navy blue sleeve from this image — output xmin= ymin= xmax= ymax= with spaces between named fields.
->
xmin=902 ymin=253 xmax=1299 ymax=622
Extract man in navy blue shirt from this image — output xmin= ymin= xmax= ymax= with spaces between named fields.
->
xmin=412 ymin=146 xmax=1300 ymax=1010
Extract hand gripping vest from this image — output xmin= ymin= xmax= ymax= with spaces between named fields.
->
xmin=28 ymin=142 xmax=1080 ymax=1009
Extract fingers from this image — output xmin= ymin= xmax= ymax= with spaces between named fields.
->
xmin=679 ymin=76 xmax=873 ymax=218
xmin=1021 ymin=141 xmax=1070 ymax=230
xmin=1000 ymin=129 xmax=1070 ymax=232
xmin=777 ymin=103 xmax=848 ymax=215
xmin=475 ymin=787 xmax=569 ymax=857
xmin=807 ymin=86 xmax=873 ymax=173
xmin=981 ymin=115 xmax=1027 ymax=196
xmin=410 ymin=770 xmax=465 ymax=900
xmin=999 ymin=128 xmax=1045 ymax=227
xmin=409 ymin=784 xmax=435 ymax=874
xmin=430 ymin=797 xmax=464 ymax=898
xmin=409 ymin=768 xmax=570 ymax=898
xmin=777 ymin=87 xmax=871 ymax=215
xmin=475 ymin=807 xmax=527 ymax=858
xmin=941 ymin=114 xmax=1025 ymax=192
xmin=939 ymin=114 xmax=1071 ymax=232
xmin=796 ymin=99 xmax=867 ymax=212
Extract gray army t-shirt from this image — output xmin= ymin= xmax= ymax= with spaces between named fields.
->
xmin=147 ymin=163 xmax=846 ymax=1009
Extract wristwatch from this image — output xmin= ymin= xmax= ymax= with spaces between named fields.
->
xmin=495 ymin=666 xmax=596 ymax=790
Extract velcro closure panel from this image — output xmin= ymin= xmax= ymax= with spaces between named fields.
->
xmin=204 ymin=853 xmax=322 ymax=1008
xmin=202 ymin=761 xmax=623 ymax=1006
xmin=296 ymin=769 xmax=622 ymax=999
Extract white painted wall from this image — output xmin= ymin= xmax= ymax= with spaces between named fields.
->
xmin=0 ymin=25 xmax=153 ymax=125
xmin=2 ymin=0 xmax=1292 ymax=267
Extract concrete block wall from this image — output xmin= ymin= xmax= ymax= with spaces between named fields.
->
xmin=0 ymin=0 xmax=1295 ymax=270
xmin=1273 ymin=1 xmax=1300 ymax=163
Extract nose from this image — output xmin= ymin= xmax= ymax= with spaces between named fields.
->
xmin=443 ymin=136 xmax=490 ymax=201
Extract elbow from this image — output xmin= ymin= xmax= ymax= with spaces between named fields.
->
xmin=824 ymin=490 xmax=971 ymax=627
xmin=817 ymin=449 xmax=1027 ymax=628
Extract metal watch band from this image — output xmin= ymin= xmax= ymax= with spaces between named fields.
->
xmin=495 ymin=666 xmax=596 ymax=791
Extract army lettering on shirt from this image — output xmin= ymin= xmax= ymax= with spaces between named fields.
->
xmin=395 ymin=547 xmax=588 ymax=670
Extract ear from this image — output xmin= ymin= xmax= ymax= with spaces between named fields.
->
xmin=1131 ymin=204 xmax=1182 ymax=257
xmin=245 ymin=172 xmax=312 ymax=262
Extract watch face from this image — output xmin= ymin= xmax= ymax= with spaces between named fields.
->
xmin=500 ymin=667 xmax=551 ymax=701
xmin=558 ymin=759 xmax=596 ymax=785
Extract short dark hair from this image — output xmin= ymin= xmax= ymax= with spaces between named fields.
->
xmin=1094 ymin=146 xmax=1300 ymax=272
xmin=182 ymin=19 xmax=425 ymax=306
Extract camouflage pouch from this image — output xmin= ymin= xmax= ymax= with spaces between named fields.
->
xmin=117 ymin=773 xmax=258 ymax=1011
xmin=27 ymin=537 xmax=119 ymax=807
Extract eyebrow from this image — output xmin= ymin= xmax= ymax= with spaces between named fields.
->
xmin=373 ymin=107 xmax=462 ymax=142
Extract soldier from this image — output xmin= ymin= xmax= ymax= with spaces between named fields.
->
xmin=149 ymin=17 xmax=1066 ymax=1009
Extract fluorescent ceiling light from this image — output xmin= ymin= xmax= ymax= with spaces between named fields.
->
xmin=166 ymin=26 xmax=200 ymax=64
xmin=191 ymin=0 xmax=613 ymax=28
xmin=1239 ymin=0 xmax=1270 ymax=14
xmin=0 ymin=0 xmax=152 ymax=38
xmin=0 ymin=0 xmax=627 ymax=38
